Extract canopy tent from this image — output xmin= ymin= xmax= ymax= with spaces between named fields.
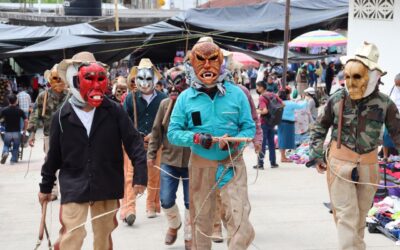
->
xmin=0 ymin=42 xmax=21 ymax=53
xmin=103 ymin=21 xmax=184 ymax=37
xmin=170 ymin=0 xmax=348 ymax=33
xmin=0 ymin=0 xmax=349 ymax=73
xmin=5 ymin=35 xmax=104 ymax=57
xmin=222 ymin=44 xmax=333 ymax=63
xmin=0 ymin=23 xmax=105 ymax=42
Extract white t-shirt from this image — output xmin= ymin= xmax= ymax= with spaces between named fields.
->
xmin=71 ymin=104 xmax=96 ymax=137
xmin=142 ymin=91 xmax=157 ymax=105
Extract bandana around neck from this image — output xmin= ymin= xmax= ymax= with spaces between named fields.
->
xmin=185 ymin=63 xmax=228 ymax=96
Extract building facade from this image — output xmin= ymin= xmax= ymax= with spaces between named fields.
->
xmin=347 ymin=0 xmax=399 ymax=93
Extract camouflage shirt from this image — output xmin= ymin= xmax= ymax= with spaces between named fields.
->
xmin=28 ymin=89 xmax=68 ymax=136
xmin=310 ymin=88 xmax=400 ymax=160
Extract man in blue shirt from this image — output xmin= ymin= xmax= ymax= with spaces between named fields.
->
xmin=168 ymin=39 xmax=255 ymax=249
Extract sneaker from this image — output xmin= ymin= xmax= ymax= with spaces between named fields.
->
xmin=271 ymin=163 xmax=279 ymax=168
xmin=124 ymin=214 xmax=136 ymax=226
xmin=1 ymin=153 xmax=9 ymax=164
xmin=253 ymin=165 xmax=264 ymax=170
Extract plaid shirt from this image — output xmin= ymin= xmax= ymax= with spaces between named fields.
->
xmin=17 ymin=91 xmax=31 ymax=113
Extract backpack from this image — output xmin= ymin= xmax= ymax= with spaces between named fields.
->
xmin=261 ymin=92 xmax=284 ymax=126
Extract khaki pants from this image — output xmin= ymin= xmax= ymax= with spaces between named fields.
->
xmin=327 ymin=142 xmax=379 ymax=250
xmin=44 ymin=136 xmax=58 ymax=198
xmin=189 ymin=153 xmax=254 ymax=250
xmin=146 ymin=149 xmax=161 ymax=213
xmin=213 ymin=189 xmax=224 ymax=231
xmin=54 ymin=200 xmax=119 ymax=250
xmin=120 ymin=150 xmax=136 ymax=219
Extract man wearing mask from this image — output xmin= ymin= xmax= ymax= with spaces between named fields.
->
xmin=28 ymin=64 xmax=68 ymax=201
xmin=168 ymin=38 xmax=255 ymax=249
xmin=123 ymin=58 xmax=167 ymax=222
xmin=147 ymin=66 xmax=192 ymax=249
xmin=38 ymin=52 xmax=147 ymax=249
xmin=310 ymin=42 xmax=400 ymax=250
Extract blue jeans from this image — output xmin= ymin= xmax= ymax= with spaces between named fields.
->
xmin=2 ymin=132 xmax=20 ymax=162
xmin=258 ymin=124 xmax=276 ymax=166
xmin=160 ymin=163 xmax=189 ymax=209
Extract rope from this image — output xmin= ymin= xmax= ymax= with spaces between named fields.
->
xmin=153 ymin=165 xmax=189 ymax=180
xmin=66 ymin=193 xmax=144 ymax=235
xmin=329 ymin=163 xmax=400 ymax=188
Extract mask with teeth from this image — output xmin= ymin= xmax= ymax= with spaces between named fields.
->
xmin=136 ymin=68 xmax=156 ymax=95
xmin=77 ymin=63 xmax=108 ymax=108
xmin=48 ymin=65 xmax=66 ymax=94
xmin=190 ymin=41 xmax=223 ymax=85
xmin=166 ymin=66 xmax=187 ymax=100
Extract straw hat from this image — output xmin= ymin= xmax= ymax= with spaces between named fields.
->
xmin=57 ymin=52 xmax=100 ymax=85
xmin=340 ymin=41 xmax=386 ymax=75
xmin=128 ymin=58 xmax=162 ymax=81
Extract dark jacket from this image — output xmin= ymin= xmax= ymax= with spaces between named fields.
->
xmin=39 ymin=97 xmax=147 ymax=204
xmin=123 ymin=90 xmax=167 ymax=135
xmin=147 ymin=98 xmax=191 ymax=168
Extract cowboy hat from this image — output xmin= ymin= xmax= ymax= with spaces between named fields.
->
xmin=340 ymin=41 xmax=386 ymax=75
xmin=128 ymin=58 xmax=162 ymax=81
xmin=57 ymin=51 xmax=106 ymax=85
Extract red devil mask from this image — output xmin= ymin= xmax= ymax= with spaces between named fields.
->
xmin=77 ymin=63 xmax=108 ymax=108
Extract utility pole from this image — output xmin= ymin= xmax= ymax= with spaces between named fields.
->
xmin=114 ymin=0 xmax=119 ymax=31
xmin=281 ymin=0 xmax=290 ymax=88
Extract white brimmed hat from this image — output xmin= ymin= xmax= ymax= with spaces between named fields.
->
xmin=340 ymin=41 xmax=386 ymax=75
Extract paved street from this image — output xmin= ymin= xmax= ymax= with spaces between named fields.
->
xmin=0 ymin=129 xmax=397 ymax=250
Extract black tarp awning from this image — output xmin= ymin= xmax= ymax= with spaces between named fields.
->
xmin=5 ymin=35 xmax=104 ymax=57
xmin=170 ymin=0 xmax=348 ymax=33
xmin=0 ymin=23 xmax=106 ymax=41
xmin=222 ymin=44 xmax=334 ymax=63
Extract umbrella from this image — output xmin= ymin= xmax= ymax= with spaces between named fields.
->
xmin=289 ymin=30 xmax=347 ymax=48
xmin=231 ymin=52 xmax=260 ymax=68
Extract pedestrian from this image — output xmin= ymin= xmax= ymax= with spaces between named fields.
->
xmin=296 ymin=64 xmax=309 ymax=98
xmin=17 ymin=84 xmax=31 ymax=129
xmin=254 ymin=81 xmax=281 ymax=169
xmin=325 ymin=61 xmax=335 ymax=96
xmin=266 ymin=75 xmax=279 ymax=93
xmin=0 ymin=94 xmax=27 ymax=164
xmin=248 ymin=67 xmax=258 ymax=89
xmin=168 ymin=38 xmax=255 ymax=249
xmin=383 ymin=73 xmax=400 ymax=159
xmin=123 ymin=58 xmax=167 ymax=222
xmin=309 ymin=42 xmax=400 ymax=250
xmin=241 ymin=69 xmax=250 ymax=89
xmin=147 ymin=66 xmax=192 ymax=249
xmin=304 ymin=87 xmax=319 ymax=121
xmin=278 ymin=87 xmax=307 ymax=163
xmin=307 ymin=61 xmax=316 ymax=87
xmin=38 ymin=52 xmax=147 ymax=250
xmin=28 ymin=64 xmax=68 ymax=201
